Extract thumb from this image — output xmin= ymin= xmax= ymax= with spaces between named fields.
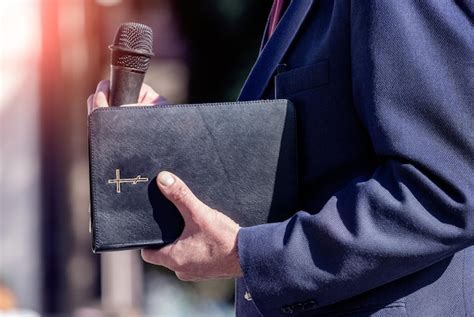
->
xmin=157 ymin=171 xmax=206 ymax=220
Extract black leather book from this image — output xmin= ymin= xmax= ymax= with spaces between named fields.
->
xmin=88 ymin=100 xmax=298 ymax=252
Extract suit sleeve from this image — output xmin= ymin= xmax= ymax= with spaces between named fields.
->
xmin=237 ymin=1 xmax=474 ymax=315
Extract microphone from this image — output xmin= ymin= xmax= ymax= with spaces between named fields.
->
xmin=108 ymin=22 xmax=154 ymax=107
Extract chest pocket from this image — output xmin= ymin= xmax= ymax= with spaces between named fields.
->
xmin=275 ymin=59 xmax=329 ymax=97
xmin=274 ymin=59 xmax=333 ymax=188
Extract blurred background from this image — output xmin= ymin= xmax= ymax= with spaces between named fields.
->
xmin=0 ymin=0 xmax=270 ymax=315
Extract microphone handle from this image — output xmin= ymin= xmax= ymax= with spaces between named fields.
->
xmin=109 ymin=66 xmax=145 ymax=107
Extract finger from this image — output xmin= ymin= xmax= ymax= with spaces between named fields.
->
xmin=93 ymin=80 xmax=110 ymax=109
xmin=156 ymin=171 xmax=206 ymax=220
xmin=141 ymin=246 xmax=174 ymax=269
xmin=87 ymin=94 xmax=94 ymax=115
xmin=138 ymin=83 xmax=159 ymax=104
xmin=175 ymin=271 xmax=197 ymax=282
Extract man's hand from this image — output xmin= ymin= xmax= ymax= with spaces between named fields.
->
xmin=87 ymin=80 xmax=242 ymax=281
xmin=87 ymin=79 xmax=166 ymax=113
xmin=141 ymin=171 xmax=243 ymax=281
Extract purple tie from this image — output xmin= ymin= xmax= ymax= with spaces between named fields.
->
xmin=268 ymin=0 xmax=285 ymax=38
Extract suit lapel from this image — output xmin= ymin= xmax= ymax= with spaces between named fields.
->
xmin=259 ymin=2 xmax=274 ymax=53
xmin=239 ymin=0 xmax=313 ymax=101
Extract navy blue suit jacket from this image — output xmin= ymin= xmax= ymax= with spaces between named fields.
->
xmin=235 ymin=1 xmax=474 ymax=316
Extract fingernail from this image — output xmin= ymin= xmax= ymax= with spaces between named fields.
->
xmin=158 ymin=172 xmax=175 ymax=186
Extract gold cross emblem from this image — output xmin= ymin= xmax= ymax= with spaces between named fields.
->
xmin=107 ymin=169 xmax=149 ymax=193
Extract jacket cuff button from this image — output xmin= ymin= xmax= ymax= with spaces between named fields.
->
xmin=244 ymin=291 xmax=253 ymax=301
xmin=280 ymin=306 xmax=294 ymax=314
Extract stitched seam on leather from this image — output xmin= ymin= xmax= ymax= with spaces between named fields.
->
xmin=287 ymin=101 xmax=299 ymax=209
xmin=88 ymin=114 xmax=100 ymax=251
xmin=89 ymin=99 xmax=289 ymax=113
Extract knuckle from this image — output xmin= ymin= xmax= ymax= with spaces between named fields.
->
xmin=170 ymin=185 xmax=190 ymax=204
xmin=175 ymin=272 xmax=186 ymax=281
xmin=176 ymin=272 xmax=192 ymax=282
xmin=166 ymin=244 xmax=185 ymax=270
xmin=171 ymin=255 xmax=187 ymax=271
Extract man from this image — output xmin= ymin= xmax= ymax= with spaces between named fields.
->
xmin=89 ymin=0 xmax=473 ymax=316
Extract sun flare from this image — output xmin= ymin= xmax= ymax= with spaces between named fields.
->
xmin=0 ymin=0 xmax=40 ymax=110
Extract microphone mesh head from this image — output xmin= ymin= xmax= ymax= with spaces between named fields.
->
xmin=110 ymin=22 xmax=154 ymax=72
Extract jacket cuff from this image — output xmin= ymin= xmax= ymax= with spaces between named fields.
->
xmin=238 ymin=219 xmax=313 ymax=316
